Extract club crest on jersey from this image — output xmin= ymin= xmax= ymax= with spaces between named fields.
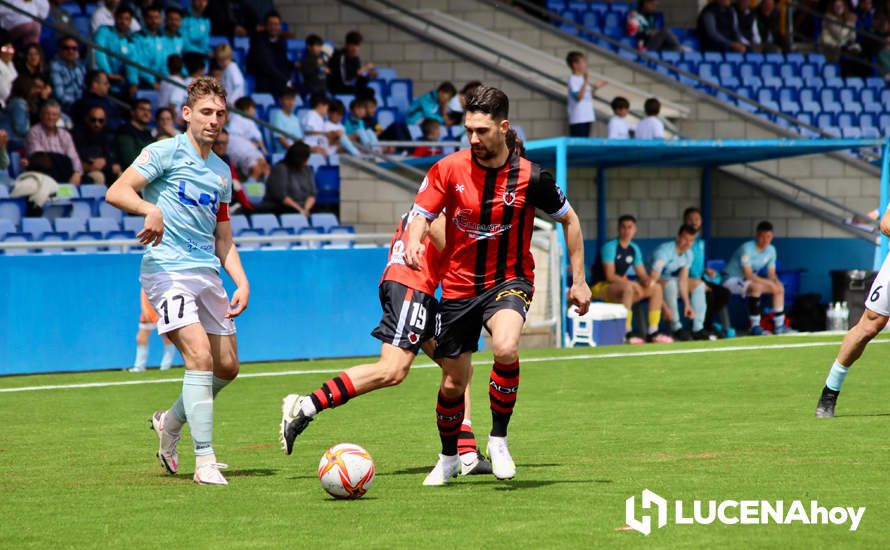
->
xmin=453 ymin=208 xmax=512 ymax=240
xmin=407 ymin=332 xmax=420 ymax=344
xmin=136 ymin=149 xmax=151 ymax=166
xmin=503 ymin=191 xmax=516 ymax=206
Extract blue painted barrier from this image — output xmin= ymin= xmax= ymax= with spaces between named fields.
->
xmin=0 ymin=248 xmax=389 ymax=376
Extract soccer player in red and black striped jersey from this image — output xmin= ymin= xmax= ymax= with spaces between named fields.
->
xmin=279 ymin=211 xmax=493 ymax=476
xmin=405 ymin=86 xmax=591 ymax=484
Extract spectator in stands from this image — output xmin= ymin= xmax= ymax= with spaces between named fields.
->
xmin=302 ymin=91 xmax=329 ymax=154
xmin=25 ymin=99 xmax=81 ymax=184
xmin=327 ymin=30 xmax=377 ymax=96
xmin=407 ymin=81 xmax=456 ymax=126
xmin=875 ymin=16 xmax=890 ymax=76
xmin=607 ymin=96 xmax=634 ymax=139
xmin=649 ymin=224 xmax=701 ymax=341
xmin=820 ymin=0 xmax=859 ymax=62
xmin=16 ymin=44 xmax=49 ymax=83
xmin=153 ymin=106 xmax=178 ymax=140
xmin=132 ymin=4 xmax=164 ymax=89
xmin=49 ymin=36 xmax=86 ymax=111
xmin=158 ymin=54 xmax=187 ymax=122
xmin=325 ymin=98 xmax=361 ymax=156
xmin=0 ymin=0 xmax=48 ymax=49
xmin=72 ymin=70 xmax=120 ymax=130
xmin=92 ymin=0 xmax=140 ymax=34
xmin=858 ymin=0 xmax=878 ymax=32
xmin=182 ymin=0 xmax=210 ymax=55
xmin=0 ymin=130 xmax=10 ymax=186
xmin=128 ymin=0 xmax=160 ymax=31
xmin=228 ymin=96 xmax=267 ymax=155
xmin=259 ymin=141 xmax=317 ymax=216
xmin=161 ymin=6 xmax=185 ymax=69
xmin=300 ymin=34 xmax=329 ymax=96
xmin=0 ymin=76 xmax=38 ymax=145
xmin=0 ymin=42 xmax=16 ymax=108
xmin=93 ymin=6 xmax=139 ymax=94
xmin=270 ymin=87 xmax=303 ymax=152
xmin=755 ymin=0 xmax=790 ymax=53
xmin=735 ymin=0 xmax=761 ymax=51
xmin=722 ymin=220 xmax=791 ymax=335
xmin=73 ymin=105 xmax=119 ymax=185
xmin=697 ymin=0 xmax=747 ymax=53
xmin=207 ymin=0 xmax=247 ymax=39
xmin=344 ymin=97 xmax=378 ymax=149
xmin=412 ymin=118 xmax=443 ymax=157
xmin=444 ymin=80 xmax=481 ymax=128
xmin=228 ymin=131 xmax=270 ymax=182
xmin=210 ymin=129 xmax=254 ymax=213
xmin=589 ymin=215 xmax=672 ymax=344
xmin=213 ymin=43 xmax=246 ymax=106
xmin=247 ymin=10 xmax=295 ymax=96
xmin=113 ymin=98 xmax=153 ymax=166
xmin=565 ymin=51 xmax=606 ymax=138
xmin=683 ymin=207 xmax=729 ymax=339
xmin=635 ymin=97 xmax=664 ymax=139
xmin=627 ymin=0 xmax=684 ymax=52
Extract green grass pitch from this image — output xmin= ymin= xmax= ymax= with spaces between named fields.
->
xmin=2 ymin=334 xmax=890 ymax=548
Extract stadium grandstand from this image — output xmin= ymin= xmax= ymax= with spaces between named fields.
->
xmin=2 ymin=0 xmax=890 ymax=372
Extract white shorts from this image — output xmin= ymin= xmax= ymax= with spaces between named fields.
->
xmin=865 ymin=259 xmax=890 ymax=316
xmin=140 ymin=269 xmax=236 ymax=336
xmin=722 ymin=277 xmax=751 ymax=296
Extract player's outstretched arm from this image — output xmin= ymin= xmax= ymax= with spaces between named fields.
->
xmin=215 ymin=220 xmax=250 ymax=318
xmin=106 ymin=166 xmax=164 ymax=247
xmin=405 ymin=212 xmax=432 ymax=270
xmin=556 ymin=207 xmax=592 ymax=315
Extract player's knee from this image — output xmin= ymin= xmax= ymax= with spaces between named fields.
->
xmin=188 ymin=349 xmax=214 ymax=371
xmin=857 ymin=312 xmax=886 ymax=338
xmin=440 ymin=375 xmax=466 ymax=397
xmin=216 ymin=353 xmax=239 ymax=379
xmin=491 ymin=337 xmax=519 ymax=364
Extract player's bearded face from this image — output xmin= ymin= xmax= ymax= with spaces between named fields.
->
xmin=184 ymin=95 xmax=227 ymax=146
xmin=465 ymin=112 xmax=507 ymax=161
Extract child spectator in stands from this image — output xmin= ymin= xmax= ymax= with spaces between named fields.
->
xmin=228 ymin=131 xmax=270 ymax=182
xmin=132 ymin=4 xmax=164 ymax=90
xmin=697 ymin=0 xmax=747 ymax=53
xmin=0 ymin=42 xmax=16 ymax=108
xmin=325 ymin=98 xmax=361 ymax=156
xmin=635 ymin=98 xmax=664 ymax=139
xmin=0 ymin=0 xmax=49 ymax=48
xmin=344 ymin=97 xmax=378 ymax=149
xmin=114 ymin=99 xmax=154 ymax=166
xmin=607 ymin=96 xmax=634 ymax=139
xmin=182 ymin=0 xmax=210 ymax=56
xmin=302 ymin=91 xmax=330 ymax=154
xmin=158 ymin=54 xmax=187 ymax=120
xmin=327 ymin=30 xmax=377 ymax=96
xmin=627 ymin=0 xmax=684 ymax=52
xmin=49 ymin=37 xmax=86 ymax=111
xmin=248 ymin=10 xmax=295 ymax=96
xmin=259 ymin=141 xmax=317 ymax=216
xmin=212 ymin=129 xmax=254 ymax=213
xmin=407 ymin=81 xmax=456 ymax=126
xmin=214 ymin=43 xmax=246 ymax=106
xmin=300 ymin=34 xmax=329 ymax=96
xmin=565 ymin=51 xmax=607 ymax=137
xmin=93 ymin=6 xmax=139 ymax=96
xmin=228 ymin=96 xmax=267 ymax=156
xmin=25 ymin=100 xmax=81 ymax=184
xmin=153 ymin=107 xmax=178 ymax=140
xmin=756 ymin=0 xmax=790 ymax=53
xmin=270 ymin=87 xmax=304 ymax=153
xmin=412 ymin=118 xmax=443 ymax=157
xmin=73 ymin=105 xmax=119 ymax=185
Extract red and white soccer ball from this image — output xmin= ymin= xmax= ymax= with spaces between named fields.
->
xmin=318 ymin=443 xmax=375 ymax=499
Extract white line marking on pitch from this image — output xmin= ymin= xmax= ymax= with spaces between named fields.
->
xmin=1 ymin=338 xmax=885 ymax=394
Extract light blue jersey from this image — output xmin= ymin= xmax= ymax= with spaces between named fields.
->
xmin=725 ymin=240 xmax=777 ymax=279
xmin=133 ymin=133 xmax=232 ymax=274
xmin=269 ymin=109 xmax=304 ymax=152
xmin=650 ymin=241 xmax=694 ymax=280
xmin=689 ymin=237 xmax=705 ymax=279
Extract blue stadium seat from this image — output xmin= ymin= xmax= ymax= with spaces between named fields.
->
xmin=22 ymin=217 xmax=53 ymax=240
xmin=375 ymin=67 xmax=398 ymax=82
xmin=738 ymin=62 xmax=756 ymax=81
xmin=580 ymin=10 xmax=599 ymax=31
xmin=1 ymin=232 xmax=33 ymax=256
xmin=797 ymin=113 xmax=813 ymax=127
xmin=325 ymin=226 xmax=356 ymax=249
xmin=230 ymin=215 xmax=250 ymax=236
xmin=723 ymin=52 xmax=743 ymax=64
xmin=804 ymin=76 xmax=824 ymax=89
xmin=546 ymin=0 xmax=564 ymax=10
xmin=54 ymin=217 xmax=87 ymax=238
xmin=786 ymin=53 xmax=806 ymax=66
xmin=88 ymin=217 xmax=121 ymax=237
xmin=297 ymin=226 xmax=325 ymax=249
xmin=863 ymin=127 xmax=881 ymax=139
xmin=79 ymin=184 xmax=106 ymax=201
xmin=816 ymin=113 xmax=837 ymax=128
xmin=209 ymin=35 xmax=229 ymax=50
xmin=608 ymin=2 xmax=628 ymax=17
xmin=681 ymin=51 xmax=702 ymax=64
xmin=846 ymin=77 xmax=865 ymax=90
xmin=0 ymin=198 xmax=26 ymax=224
xmin=820 ymin=89 xmax=842 ymax=114
xmin=315 ymin=166 xmax=340 ymax=206
xmin=825 ymin=77 xmax=844 ymax=89
xmin=859 ymin=113 xmax=877 ymax=129
xmin=279 ymin=213 xmax=309 ymax=233
xmin=759 ymin=64 xmax=782 ymax=88
xmin=388 ymin=79 xmax=413 ymax=103
xmin=602 ymin=12 xmax=622 ymax=35
xmin=72 ymin=14 xmax=89 ymax=38
xmin=61 ymin=1 xmax=81 ymax=15
xmin=0 ymin=186 xmax=6 ymax=199
xmin=880 ymin=113 xmax=890 ymax=133
xmin=839 ymin=88 xmax=857 ymax=105
xmin=136 ymin=89 xmax=160 ymax=113
xmin=845 ymin=102 xmax=863 ymax=115
xmin=252 ymin=93 xmax=276 ymax=119
xmin=861 ymin=89 xmax=883 ymax=113
xmin=808 ymin=53 xmax=826 ymax=66
xmin=866 ymin=77 xmax=884 ymax=89
xmin=123 ymin=216 xmax=144 ymax=234
xmin=842 ymin=127 xmax=863 ymax=138
xmin=558 ymin=9 xmax=579 ymax=34
xmin=367 ymin=79 xmax=387 ymax=105
xmin=39 ymin=232 xmax=68 ymax=255
xmin=757 ymin=89 xmax=776 ymax=104
xmin=881 ymin=88 xmax=890 ymax=107
xmin=286 ymin=38 xmax=305 ymax=61
xmin=98 ymin=201 xmax=123 ymax=221
xmin=837 ymin=113 xmax=859 ymax=129
xmin=823 ymin=65 xmax=839 ymax=79
xmin=308 ymin=154 xmax=326 ymax=172
xmin=249 ymin=213 xmax=279 ymax=235
xmin=800 ymin=64 xmax=818 ymax=80
xmin=0 ymin=219 xmax=16 ymax=239
xmin=233 ymin=36 xmax=249 ymax=55
xmin=235 ymin=229 xmax=263 ymax=250
xmin=745 ymin=52 xmax=765 ymax=64
xmin=703 ymin=51 xmax=723 ymax=63
xmin=824 ymin=126 xmax=842 ymax=137
xmin=310 ymin=212 xmax=339 ymax=232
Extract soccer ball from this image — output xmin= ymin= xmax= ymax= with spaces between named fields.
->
xmin=318 ymin=443 xmax=375 ymax=499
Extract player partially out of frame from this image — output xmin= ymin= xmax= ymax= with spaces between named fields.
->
xmin=279 ymin=211 xmax=493 ymax=476
xmin=130 ymin=290 xmax=177 ymax=372
xmin=405 ymin=85 xmax=592 ymax=484
xmin=815 ymin=209 xmax=890 ymax=418
xmin=106 ymin=77 xmax=249 ymax=486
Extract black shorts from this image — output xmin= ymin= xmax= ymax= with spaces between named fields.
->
xmin=370 ymin=281 xmax=438 ymax=354
xmin=434 ymin=279 xmax=533 ymax=359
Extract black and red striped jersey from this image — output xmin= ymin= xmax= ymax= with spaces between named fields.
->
xmin=412 ymin=149 xmax=569 ymax=299
xmin=380 ymin=211 xmax=441 ymax=296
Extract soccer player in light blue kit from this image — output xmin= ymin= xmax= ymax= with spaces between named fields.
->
xmin=649 ymin=224 xmax=703 ymax=340
xmin=106 ymin=77 xmax=249 ymax=486
xmin=722 ymin=221 xmax=791 ymax=335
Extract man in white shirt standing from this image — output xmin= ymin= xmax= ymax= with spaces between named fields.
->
xmin=635 ymin=97 xmax=665 ymax=140
xmin=565 ymin=51 xmax=606 ymax=137
xmin=607 ymin=96 xmax=635 ymax=139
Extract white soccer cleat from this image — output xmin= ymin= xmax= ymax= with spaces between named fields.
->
xmin=129 ymin=366 xmax=147 ymax=373
xmin=193 ymin=461 xmax=229 ymax=485
xmin=149 ymin=410 xmax=180 ymax=474
xmin=422 ymin=454 xmax=460 ymax=486
xmin=487 ymin=435 xmax=516 ymax=480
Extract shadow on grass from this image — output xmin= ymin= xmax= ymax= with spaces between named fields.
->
xmin=226 ymin=468 xmax=278 ymax=478
xmin=831 ymin=412 xmax=890 ymax=418
xmin=384 ymin=463 xmax=563 ymax=476
xmin=469 ymin=479 xmax=612 ymax=491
